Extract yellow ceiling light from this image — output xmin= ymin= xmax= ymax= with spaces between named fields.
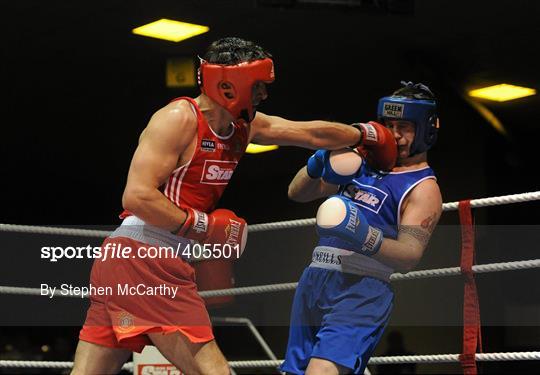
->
xmin=245 ymin=143 xmax=279 ymax=154
xmin=132 ymin=19 xmax=209 ymax=42
xmin=469 ymin=84 xmax=536 ymax=102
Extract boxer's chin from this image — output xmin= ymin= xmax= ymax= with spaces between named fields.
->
xmin=398 ymin=147 xmax=410 ymax=159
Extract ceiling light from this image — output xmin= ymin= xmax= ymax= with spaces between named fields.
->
xmin=245 ymin=144 xmax=279 ymax=154
xmin=132 ymin=19 xmax=209 ymax=42
xmin=468 ymin=84 xmax=536 ymax=102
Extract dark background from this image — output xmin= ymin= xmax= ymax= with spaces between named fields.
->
xmin=1 ymin=0 xmax=539 ymax=373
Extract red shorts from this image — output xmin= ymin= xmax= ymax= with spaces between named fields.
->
xmin=79 ymin=236 xmax=214 ymax=352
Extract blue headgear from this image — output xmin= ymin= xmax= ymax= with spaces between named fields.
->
xmin=377 ymin=82 xmax=439 ymax=156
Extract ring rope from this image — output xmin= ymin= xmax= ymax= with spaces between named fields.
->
xmin=1 ymin=259 xmax=538 ymax=298
xmin=0 ymin=360 xmax=133 ymax=371
xmin=229 ymin=351 xmax=540 ymax=367
xmin=0 ymin=191 xmax=538 ymax=237
xmin=1 ymin=352 xmax=538 ymax=370
xmin=0 ymin=223 xmax=110 ymax=238
xmin=203 ymin=259 xmax=540 ymax=297
xmin=390 ymin=258 xmax=540 ymax=281
xmin=441 ymin=191 xmax=540 ymax=211
xmin=248 ymin=191 xmax=540 ymax=232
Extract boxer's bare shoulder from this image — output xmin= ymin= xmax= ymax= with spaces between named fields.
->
xmin=139 ymin=99 xmax=198 ymax=146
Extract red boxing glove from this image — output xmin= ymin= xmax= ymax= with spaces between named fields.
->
xmin=353 ymin=121 xmax=397 ymax=171
xmin=176 ymin=207 xmax=248 ymax=256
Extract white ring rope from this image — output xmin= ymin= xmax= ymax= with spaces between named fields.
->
xmin=368 ymin=352 xmax=540 ymax=364
xmin=247 ymin=190 xmax=540 ymax=232
xmin=0 ymin=360 xmax=133 ymax=371
xmin=0 ymin=223 xmax=110 ymax=238
xmin=0 ymin=191 xmax=538 ymax=236
xmin=202 ymin=259 xmax=540 ymax=297
xmin=1 ymin=259 xmax=538 ymax=298
xmin=1 ymin=352 xmax=538 ymax=370
xmin=228 ymin=351 xmax=540 ymax=367
xmin=441 ymin=191 xmax=540 ymax=211
xmin=389 ymin=258 xmax=540 ymax=281
xmin=248 ymin=217 xmax=316 ymax=232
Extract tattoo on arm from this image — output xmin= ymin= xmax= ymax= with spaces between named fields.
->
xmin=421 ymin=212 xmax=438 ymax=232
xmin=398 ymin=226 xmax=430 ymax=247
xmin=399 ymin=213 xmax=438 ymax=248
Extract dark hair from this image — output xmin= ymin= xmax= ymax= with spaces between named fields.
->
xmin=392 ymin=81 xmax=436 ymax=101
xmin=202 ymin=37 xmax=272 ymax=65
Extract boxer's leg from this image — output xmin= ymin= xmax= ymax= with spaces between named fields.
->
xmin=281 ymin=267 xmax=325 ymax=374
xmin=306 ymin=357 xmax=351 ymax=375
xmin=310 ymin=275 xmax=394 ymax=375
xmin=148 ymin=331 xmax=229 ymax=375
xmin=71 ymin=340 xmax=131 ymax=375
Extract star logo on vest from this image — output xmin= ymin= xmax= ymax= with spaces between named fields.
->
xmin=200 ymin=160 xmax=238 ymax=185
xmin=342 ymin=183 xmax=388 ymax=214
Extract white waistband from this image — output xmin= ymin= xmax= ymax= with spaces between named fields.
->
xmin=111 ymin=216 xmax=194 ymax=252
xmin=309 ymin=246 xmax=393 ymax=282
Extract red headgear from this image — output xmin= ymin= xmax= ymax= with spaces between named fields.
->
xmin=198 ymin=58 xmax=275 ymax=122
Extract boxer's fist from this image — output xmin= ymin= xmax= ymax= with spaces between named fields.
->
xmin=316 ymin=195 xmax=383 ymax=256
xmin=353 ymin=121 xmax=397 ymax=171
xmin=177 ymin=207 xmax=248 ymax=255
xmin=307 ymin=149 xmax=363 ymax=185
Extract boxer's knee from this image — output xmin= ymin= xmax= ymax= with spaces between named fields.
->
xmin=149 ymin=333 xmax=229 ymax=375
xmin=202 ymin=358 xmax=230 ymax=375
xmin=194 ymin=340 xmax=230 ymax=375
xmin=306 ymin=357 xmax=349 ymax=375
xmin=71 ymin=340 xmax=130 ymax=375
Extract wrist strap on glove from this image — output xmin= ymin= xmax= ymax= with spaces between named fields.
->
xmin=362 ymin=225 xmax=383 ymax=256
xmin=350 ymin=123 xmax=364 ymax=148
xmin=174 ymin=207 xmax=209 ymax=242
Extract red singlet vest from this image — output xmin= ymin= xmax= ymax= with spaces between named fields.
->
xmin=121 ymin=97 xmax=249 ymax=217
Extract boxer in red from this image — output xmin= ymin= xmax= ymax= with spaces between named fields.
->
xmin=72 ymin=37 xmax=376 ymax=374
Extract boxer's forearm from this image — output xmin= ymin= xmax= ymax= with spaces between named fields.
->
xmin=250 ymin=113 xmax=361 ymax=150
xmin=372 ymin=237 xmax=425 ymax=273
xmin=122 ymin=187 xmax=188 ymax=232
xmin=288 ymin=167 xmax=337 ymax=202
xmin=304 ymin=121 xmax=362 ymax=150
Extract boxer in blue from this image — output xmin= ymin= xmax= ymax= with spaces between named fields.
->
xmin=283 ymin=82 xmax=443 ymax=374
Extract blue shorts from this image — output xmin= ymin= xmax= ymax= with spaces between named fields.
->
xmin=281 ymin=267 xmax=394 ymax=374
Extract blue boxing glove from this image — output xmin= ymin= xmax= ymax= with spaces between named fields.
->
xmin=306 ymin=149 xmax=326 ymax=178
xmin=316 ymin=195 xmax=383 ymax=256
xmin=306 ymin=149 xmax=363 ymax=185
